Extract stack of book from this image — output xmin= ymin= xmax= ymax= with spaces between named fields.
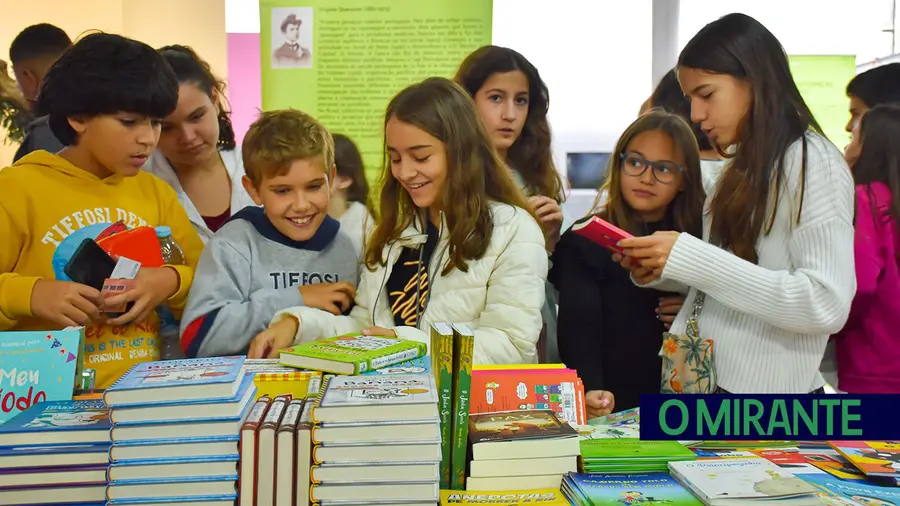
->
xmin=464 ymin=409 xmax=581 ymax=491
xmin=562 ymin=471 xmax=703 ymax=506
xmin=579 ymin=439 xmax=695 ymax=473
xmin=306 ymin=373 xmax=442 ymax=504
xmin=239 ymin=372 xmax=322 ymax=506
xmin=103 ymin=356 xmax=255 ymax=504
xmin=0 ymin=399 xmax=110 ymax=505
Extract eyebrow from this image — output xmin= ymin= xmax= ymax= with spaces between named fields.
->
xmin=688 ymin=83 xmax=711 ymax=95
xmin=189 ymin=106 xmax=206 ymax=116
xmin=627 ymin=150 xmax=678 ymax=165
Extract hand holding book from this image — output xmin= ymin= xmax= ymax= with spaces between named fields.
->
xmin=613 ymin=231 xmax=681 ymax=284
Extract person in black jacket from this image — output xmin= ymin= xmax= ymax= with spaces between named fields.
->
xmin=551 ymin=109 xmax=706 ymax=413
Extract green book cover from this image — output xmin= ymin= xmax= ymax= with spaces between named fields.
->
xmin=449 ymin=323 xmax=474 ymax=490
xmin=431 ymin=323 xmax=454 ymax=489
xmin=280 ymin=334 xmax=426 ymax=375
xmin=581 ymin=439 xmax=696 ymax=461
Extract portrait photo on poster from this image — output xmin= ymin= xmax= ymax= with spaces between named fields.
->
xmin=271 ymin=6 xmax=313 ymax=69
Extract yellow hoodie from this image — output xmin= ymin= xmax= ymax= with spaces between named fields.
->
xmin=0 ymin=151 xmax=204 ymax=388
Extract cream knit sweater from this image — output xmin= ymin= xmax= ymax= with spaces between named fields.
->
xmin=649 ymin=132 xmax=856 ymax=393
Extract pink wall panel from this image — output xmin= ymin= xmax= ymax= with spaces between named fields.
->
xmin=226 ymin=32 xmax=261 ymax=146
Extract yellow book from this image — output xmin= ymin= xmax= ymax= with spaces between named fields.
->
xmin=253 ymin=370 xmax=321 ymax=401
xmin=472 ymin=364 xmax=566 ymax=371
xmin=440 ymin=488 xmax=569 ymax=505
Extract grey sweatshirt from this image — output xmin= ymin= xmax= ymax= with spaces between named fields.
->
xmin=180 ymin=206 xmax=360 ymax=357
xmin=14 ymin=116 xmax=64 ymax=162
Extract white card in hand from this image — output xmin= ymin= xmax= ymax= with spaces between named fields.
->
xmin=111 ymin=256 xmax=141 ymax=280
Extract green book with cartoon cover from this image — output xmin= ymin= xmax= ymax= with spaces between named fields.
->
xmin=449 ymin=324 xmax=474 ymax=490
xmin=279 ymin=334 xmax=426 ymax=375
xmin=431 ymin=323 xmax=455 ymax=489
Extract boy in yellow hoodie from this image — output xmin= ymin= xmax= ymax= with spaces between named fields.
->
xmin=0 ymin=33 xmax=204 ymax=388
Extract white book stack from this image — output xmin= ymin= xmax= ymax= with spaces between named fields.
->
xmin=103 ymin=357 xmax=255 ymax=505
xmin=306 ymin=374 xmax=442 ymax=505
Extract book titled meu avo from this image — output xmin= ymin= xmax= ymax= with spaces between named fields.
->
xmin=279 ymin=334 xmax=426 ymax=375
xmin=103 ymin=356 xmax=246 ymax=407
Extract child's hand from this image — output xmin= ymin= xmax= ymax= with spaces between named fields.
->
xmin=657 ymin=295 xmax=685 ymax=329
xmin=248 ymin=316 xmax=299 ymax=359
xmin=104 ymin=267 xmax=179 ymax=326
xmin=299 ymin=282 xmax=356 ymax=315
xmin=585 ymin=390 xmax=615 ymax=419
xmin=31 ymin=279 xmax=103 ymax=327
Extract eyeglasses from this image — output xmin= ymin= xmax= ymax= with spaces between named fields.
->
xmin=619 ymin=153 xmax=683 ymax=184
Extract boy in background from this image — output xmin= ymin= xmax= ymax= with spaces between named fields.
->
xmin=180 ymin=109 xmax=359 ymax=358
xmin=0 ymin=33 xmax=204 ymax=388
xmin=9 ymin=23 xmax=71 ymax=161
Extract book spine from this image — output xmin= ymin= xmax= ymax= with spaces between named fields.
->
xmin=310 ymin=376 xmax=332 ymax=424
xmin=241 ymin=395 xmax=273 ymax=432
xmin=432 ymin=326 xmax=454 ymax=489
xmin=261 ymin=395 xmax=290 ymax=432
xmin=278 ymin=399 xmax=303 ymax=435
xmin=450 ymin=325 xmax=474 ymax=490
xmin=365 ymin=341 xmax=427 ymax=372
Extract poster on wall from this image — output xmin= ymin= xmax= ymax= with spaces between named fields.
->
xmin=788 ymin=55 xmax=857 ymax=150
xmin=259 ymin=0 xmax=493 ymax=182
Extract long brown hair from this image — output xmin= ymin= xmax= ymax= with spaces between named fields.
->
xmin=332 ymin=133 xmax=373 ymax=210
xmin=364 ymin=77 xmax=535 ymax=275
xmin=592 ymin=109 xmax=705 ymax=237
xmin=678 ymin=14 xmax=822 ymax=263
xmin=454 ymin=45 xmax=565 ymax=202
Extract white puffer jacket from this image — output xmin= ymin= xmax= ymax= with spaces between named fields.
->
xmin=273 ymin=202 xmax=548 ymax=364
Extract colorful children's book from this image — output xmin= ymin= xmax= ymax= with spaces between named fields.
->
xmin=469 ymin=367 xmax=586 ymax=425
xmin=830 ymin=441 xmax=900 ymax=477
xmin=574 ymin=422 xmax=640 ymax=440
xmin=799 ymin=472 xmax=900 ymax=506
xmin=450 ymin=323 xmax=475 ymax=490
xmin=668 ymin=458 xmax=818 ymax=506
xmin=279 ymin=334 xmax=426 ymax=375
xmin=249 ymin=366 xmax=320 ymax=401
xmin=0 ymin=329 xmax=83 ymax=424
xmin=440 ymin=488 xmax=569 ymax=505
xmin=581 ymin=440 xmax=694 ymax=474
xmin=590 ymin=407 xmax=640 ymax=426
xmin=566 ymin=471 xmax=703 ymax=506
xmin=312 ymin=373 xmax=438 ymax=423
xmin=104 ymin=356 xmax=246 ymax=407
xmin=430 ymin=322 xmax=454 ymax=490
xmin=0 ymin=400 xmax=111 ymax=447
xmin=467 ymin=410 xmax=580 ymax=461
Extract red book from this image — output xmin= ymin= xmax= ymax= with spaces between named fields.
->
xmin=239 ymin=395 xmax=272 ymax=506
xmin=572 ymin=216 xmax=633 ymax=254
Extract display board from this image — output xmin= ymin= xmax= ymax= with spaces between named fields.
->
xmin=259 ymin=0 xmax=493 ymax=182
xmin=788 ymin=55 xmax=857 ymax=149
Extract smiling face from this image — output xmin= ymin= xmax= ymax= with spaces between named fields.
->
xmin=386 ymin=116 xmax=448 ymax=212
xmin=619 ymin=129 xmax=685 ymax=222
xmin=243 ymin=156 xmax=333 ymax=241
xmin=472 ymin=70 xmax=529 ymax=156
xmin=69 ymin=113 xmax=161 ymax=178
xmin=157 ymin=83 xmax=220 ymax=169
xmin=677 ymin=66 xmax=752 ymax=147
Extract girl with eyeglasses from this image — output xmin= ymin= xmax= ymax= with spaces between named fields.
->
xmin=616 ymin=13 xmax=855 ymax=394
xmin=550 ymin=110 xmax=706 ymax=415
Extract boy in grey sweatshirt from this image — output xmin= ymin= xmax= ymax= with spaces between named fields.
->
xmin=180 ymin=110 xmax=361 ymax=357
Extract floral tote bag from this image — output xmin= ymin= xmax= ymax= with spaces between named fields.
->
xmin=659 ymin=290 xmax=717 ymax=394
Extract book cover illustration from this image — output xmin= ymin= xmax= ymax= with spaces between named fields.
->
xmin=253 ymin=369 xmax=319 ymax=401
xmin=1 ymin=400 xmax=110 ymax=433
xmin=669 ymin=458 xmax=817 ymax=500
xmin=469 ymin=368 xmax=585 ymax=425
xmin=282 ymin=334 xmax=425 ymax=374
xmin=590 ymin=407 xmax=641 ymax=426
xmin=318 ymin=374 xmax=437 ymax=408
xmin=110 ymin=356 xmax=245 ymax=390
xmin=361 ymin=355 xmax=431 ymax=376
xmin=800 ymin=472 xmax=900 ymax=506
xmin=0 ymin=330 xmax=82 ymax=424
xmin=467 ymin=409 xmax=576 ymax=444
xmin=830 ymin=441 xmax=900 ymax=477
xmin=568 ymin=472 xmax=703 ymax=506
xmin=575 ymin=422 xmax=640 ymax=440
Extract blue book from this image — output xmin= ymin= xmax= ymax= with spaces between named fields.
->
xmin=110 ymin=396 xmax=253 ymax=444
xmin=104 ymin=357 xmax=246 ymax=407
xmin=0 ymin=328 xmax=83 ymax=424
xmin=0 ymin=443 xmax=110 ymax=469
xmin=567 ymin=471 xmax=703 ymax=506
xmin=800 ymin=473 xmax=900 ymax=504
xmin=106 ymin=475 xmax=238 ymax=503
xmin=360 ymin=355 xmax=431 ymax=376
xmin=110 ymin=374 xmax=256 ymax=425
xmin=0 ymin=400 xmax=111 ymax=448
xmin=108 ymin=455 xmax=238 ymax=483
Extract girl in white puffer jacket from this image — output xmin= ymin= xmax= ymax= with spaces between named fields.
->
xmin=248 ymin=77 xmax=548 ymax=365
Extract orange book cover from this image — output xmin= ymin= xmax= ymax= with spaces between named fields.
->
xmin=469 ymin=368 xmax=585 ymax=425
